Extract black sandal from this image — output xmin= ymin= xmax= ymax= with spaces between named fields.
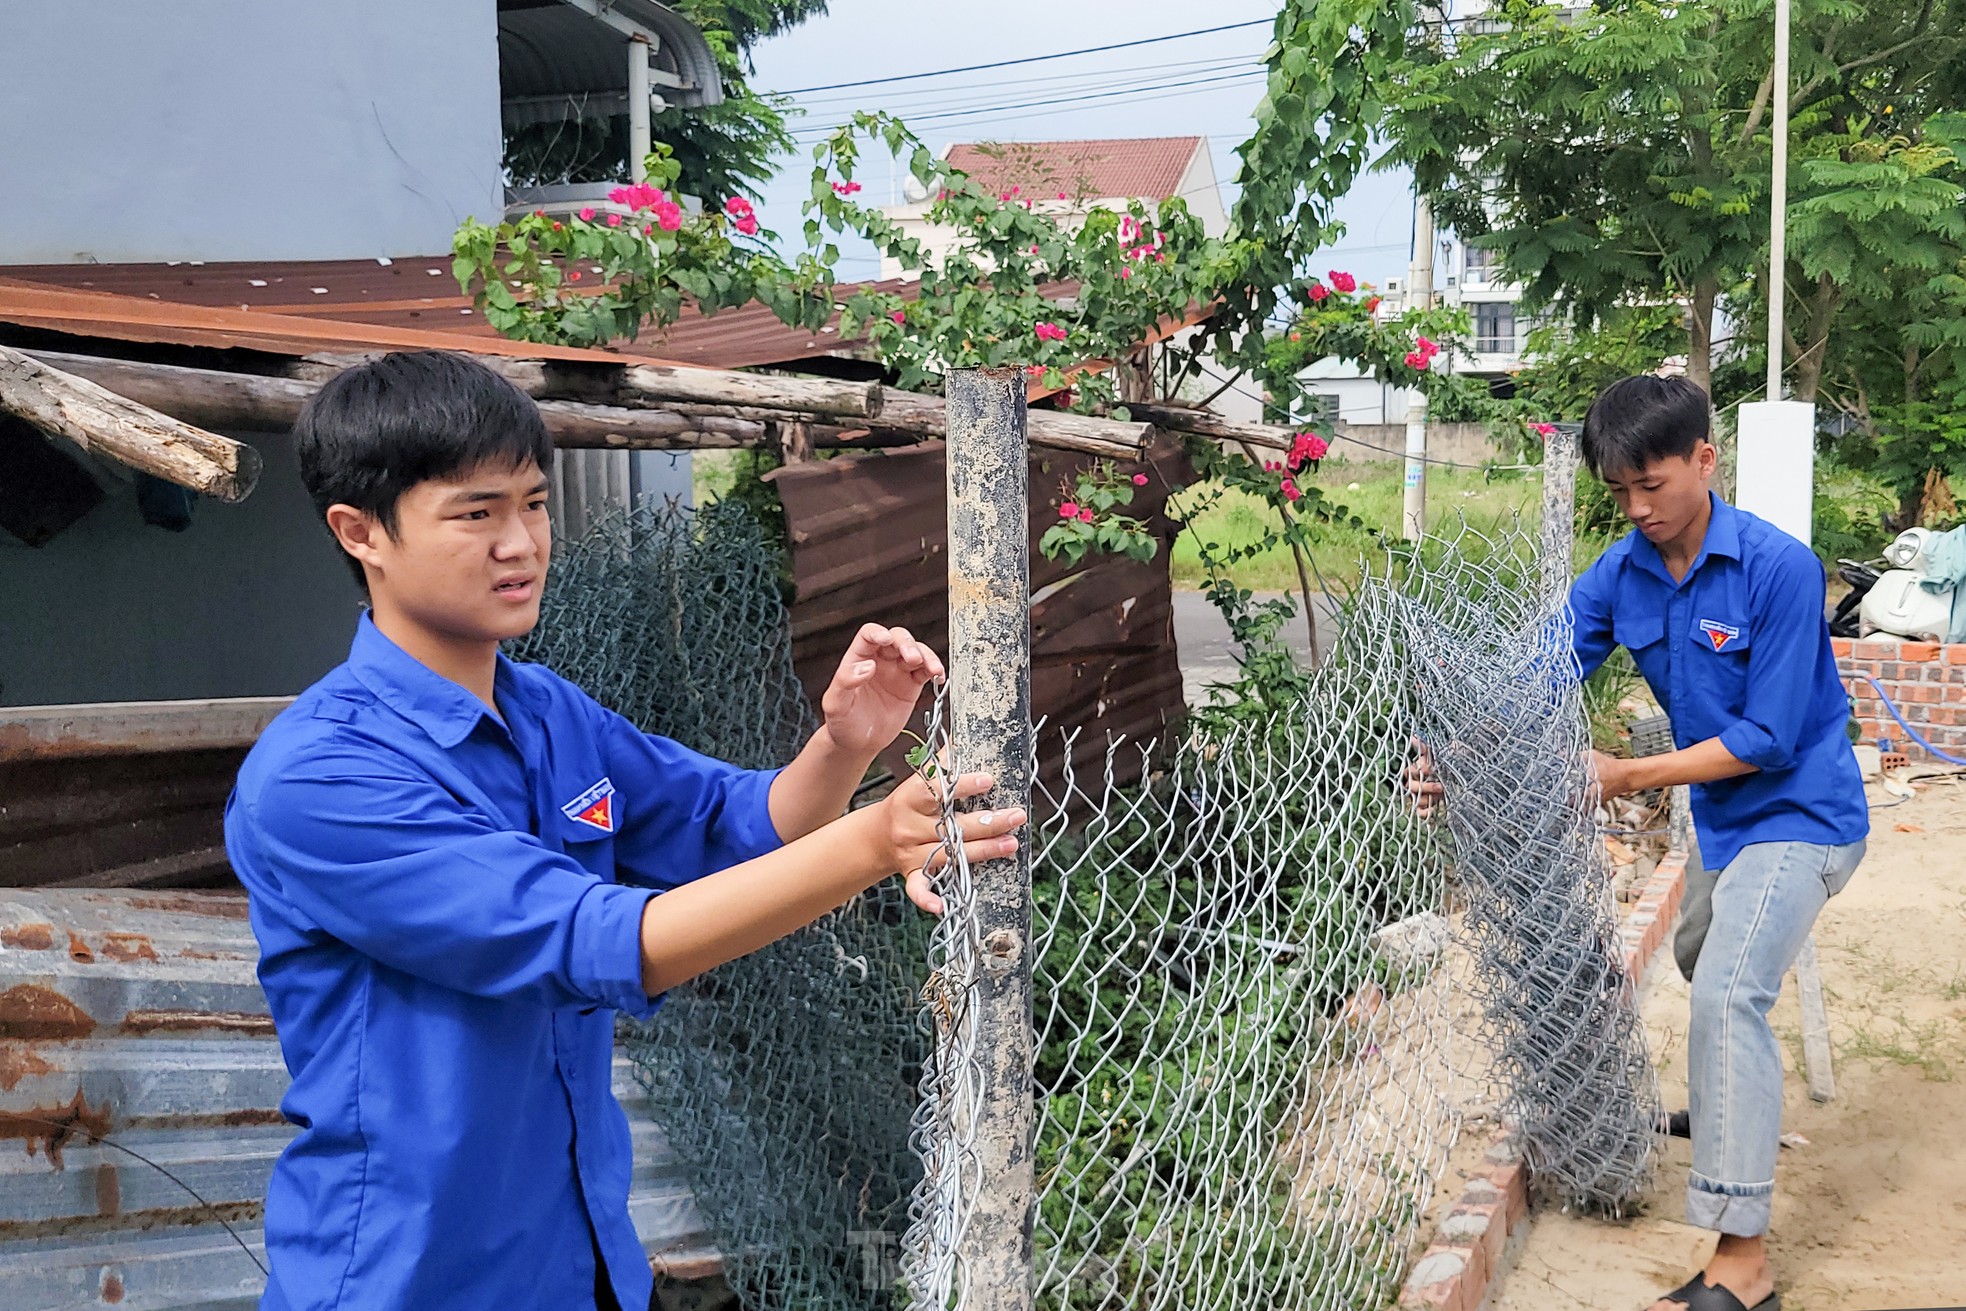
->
xmin=1652 ymin=1108 xmax=1692 ymax=1138
xmin=1658 ymin=1273 xmax=1779 ymax=1311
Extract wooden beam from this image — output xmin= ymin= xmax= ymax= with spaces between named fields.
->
xmin=622 ymin=363 xmax=884 ymax=420
xmin=1119 ymin=401 xmax=1294 ymax=452
xmin=873 ymin=388 xmax=1153 ymax=460
xmin=24 ymin=350 xmax=768 ymax=452
xmin=0 ymin=346 xmax=262 ymax=502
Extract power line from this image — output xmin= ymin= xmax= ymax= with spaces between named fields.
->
xmin=787 ymin=52 xmax=1256 ymax=110
xmin=791 ymin=67 xmax=1267 ymax=140
xmin=771 ymin=19 xmax=1273 ymax=96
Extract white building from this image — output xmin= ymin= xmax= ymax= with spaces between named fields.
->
xmin=876 ymin=136 xmax=1228 ymax=281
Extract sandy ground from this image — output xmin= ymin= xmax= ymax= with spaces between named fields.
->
xmin=1494 ymin=777 xmax=1966 ymax=1311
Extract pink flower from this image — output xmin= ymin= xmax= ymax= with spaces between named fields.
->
xmin=1119 ymin=215 xmax=1139 ymax=241
xmin=1026 ymin=364 xmax=1047 ymax=377
xmin=653 ymin=201 xmax=683 ymax=231
xmin=610 ymin=184 xmax=665 ymax=211
xmin=1281 ymin=478 xmax=1302 ymax=503
xmin=1416 ymin=336 xmax=1438 ymax=354
xmin=1329 ymin=270 xmax=1357 ymax=293
xmin=889 ymin=309 xmax=906 ymax=324
xmin=1404 ymin=350 xmax=1426 ymax=369
xmin=1154 ymin=251 xmax=1165 ymax=263
xmin=1306 ymin=282 xmax=1329 ymax=302
xmin=1009 ymin=185 xmax=1020 ymax=196
xmin=1078 ymin=507 xmax=1095 ymax=523
xmin=723 ymin=196 xmax=754 ymax=218
xmin=1034 ymin=321 xmax=1066 ymax=343
xmin=831 ymin=180 xmax=862 ymax=196
xmin=643 ymin=224 xmax=654 ymax=236
xmin=1030 ymin=244 xmax=1040 ymax=254
xmin=568 ymin=271 xmax=582 ymax=282
xmin=1119 ymin=267 xmax=1132 ymax=279
xmin=1057 ymin=190 xmax=1067 ymax=199
xmin=1132 ymin=473 xmax=1149 ymax=486
xmin=1287 ymin=432 xmax=1329 ymax=470
xmin=734 ymin=215 xmax=759 ymax=236
xmin=1533 ymin=422 xmax=1557 ymax=439
xmin=550 ymin=221 xmax=563 ymax=231
xmin=606 ymin=213 xmax=623 ymax=228
xmin=1059 ymin=501 xmax=1080 ymax=519
xmin=578 ymin=207 xmax=597 ymax=222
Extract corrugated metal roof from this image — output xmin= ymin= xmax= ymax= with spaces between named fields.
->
xmin=497 ymin=0 xmax=723 ymax=112
xmin=0 ymin=888 xmax=715 ymax=1308
xmin=772 ymin=436 xmax=1191 ymax=791
xmin=0 ymin=263 xmax=902 ymax=372
xmin=944 ymin=137 xmax=1205 ymax=202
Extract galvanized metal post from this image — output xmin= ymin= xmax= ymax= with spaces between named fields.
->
xmin=944 ymin=366 xmax=1036 ymax=1311
xmin=1540 ymin=424 xmax=1579 ymax=600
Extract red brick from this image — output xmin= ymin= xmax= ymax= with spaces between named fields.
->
xmin=1854 ymin=638 xmax=1900 ymax=660
xmin=1909 ymin=684 xmax=1942 ymax=704
xmin=1832 ymin=637 xmax=1855 ymax=658
xmin=1944 ymin=644 xmax=1966 ymax=665
xmin=1901 ymin=641 xmax=1942 ymax=662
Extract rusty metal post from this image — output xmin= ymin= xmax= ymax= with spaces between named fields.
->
xmin=944 ymin=366 xmax=1035 ymax=1311
xmin=1540 ymin=424 xmax=1579 ymax=600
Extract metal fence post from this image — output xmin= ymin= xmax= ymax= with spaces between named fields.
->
xmin=1540 ymin=425 xmax=1579 ymax=600
xmin=944 ymin=366 xmax=1036 ymax=1311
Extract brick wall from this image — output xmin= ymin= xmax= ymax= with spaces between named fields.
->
xmin=1836 ymin=637 xmax=1966 ymax=760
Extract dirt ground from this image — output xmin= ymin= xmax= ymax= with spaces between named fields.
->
xmin=1493 ymin=776 xmax=1966 ymax=1311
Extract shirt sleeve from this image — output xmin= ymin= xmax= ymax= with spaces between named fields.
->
xmin=595 ymin=705 xmax=786 ymax=892
xmin=238 ymin=734 xmax=658 ymax=1015
xmin=1567 ymin=553 xmax=1619 ymax=682
xmin=1717 ymin=546 xmax=1829 ymax=771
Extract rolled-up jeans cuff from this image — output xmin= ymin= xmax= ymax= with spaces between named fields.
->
xmin=1687 ymin=1173 xmax=1773 ymax=1236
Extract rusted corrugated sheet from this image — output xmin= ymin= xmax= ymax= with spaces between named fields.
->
xmin=0 ymin=263 xmax=1120 ymax=377
xmin=771 ymin=436 xmax=1191 ymax=789
xmin=0 ymin=752 xmax=244 ymax=892
xmin=0 ymin=264 xmax=877 ymax=372
xmin=0 ymin=888 xmax=716 ymax=1308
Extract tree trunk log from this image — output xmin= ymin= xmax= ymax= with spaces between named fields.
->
xmin=0 ymin=346 xmax=261 ymax=502
xmin=1120 ymin=401 xmax=1294 ymax=452
xmin=873 ymin=388 xmax=1152 ymax=458
xmin=622 ymin=364 xmax=883 ymax=419
xmin=23 ymin=349 xmax=768 ymax=451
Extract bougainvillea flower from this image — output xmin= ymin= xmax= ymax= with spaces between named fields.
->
xmin=1078 ymin=507 xmax=1095 ymax=522
xmin=578 ymin=207 xmax=597 ymax=221
xmin=1059 ymin=501 xmax=1080 ymax=518
xmin=1132 ymin=473 xmax=1149 ymax=486
xmin=1328 ymin=270 xmax=1357 ymax=293
xmin=1306 ymin=282 xmax=1330 ymax=302
xmin=653 ymin=201 xmax=683 ymax=231
xmin=734 ymin=215 xmax=758 ymax=235
xmin=889 ymin=309 xmax=906 ymax=324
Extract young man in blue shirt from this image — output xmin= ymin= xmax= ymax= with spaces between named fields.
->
xmin=1415 ymin=375 xmax=1866 ymax=1311
xmin=225 ymin=351 xmax=1026 ymax=1311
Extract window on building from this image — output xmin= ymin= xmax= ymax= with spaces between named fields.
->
xmin=1464 ymin=243 xmax=1503 ymax=282
xmin=1474 ymin=301 xmax=1516 ymax=354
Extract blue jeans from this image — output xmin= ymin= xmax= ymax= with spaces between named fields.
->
xmin=1683 ymin=838 xmax=1865 ymax=1235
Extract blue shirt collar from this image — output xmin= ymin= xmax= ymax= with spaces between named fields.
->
xmin=346 ymin=612 xmax=529 ymax=750
xmin=1627 ymin=491 xmax=1739 ymax=585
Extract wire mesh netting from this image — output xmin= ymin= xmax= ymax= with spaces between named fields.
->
xmin=524 ymin=499 xmax=1658 ymax=1311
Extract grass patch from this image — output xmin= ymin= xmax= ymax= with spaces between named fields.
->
xmin=1168 ymin=460 xmax=1542 ymax=593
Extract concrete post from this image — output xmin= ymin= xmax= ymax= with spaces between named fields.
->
xmin=1541 ymin=424 xmax=1579 ymax=600
xmin=944 ymin=366 xmax=1036 ymax=1311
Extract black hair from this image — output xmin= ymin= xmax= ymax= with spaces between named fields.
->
xmin=1579 ymin=374 xmax=1711 ymax=478
xmin=293 ymin=351 xmax=553 ymax=587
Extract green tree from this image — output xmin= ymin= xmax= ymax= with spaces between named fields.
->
xmin=1384 ymin=0 xmax=1771 ymax=395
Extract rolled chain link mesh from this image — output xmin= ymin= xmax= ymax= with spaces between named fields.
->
xmin=521 ymin=500 xmax=1657 ymax=1311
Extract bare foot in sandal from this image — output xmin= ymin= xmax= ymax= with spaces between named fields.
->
xmin=1647 ymin=1234 xmax=1776 ymax=1311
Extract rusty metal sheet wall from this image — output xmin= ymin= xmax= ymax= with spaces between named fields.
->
xmin=0 ymin=752 xmax=246 ymax=892
xmin=0 ymin=889 xmax=716 ymax=1309
xmin=770 ymin=436 xmax=1190 ymax=788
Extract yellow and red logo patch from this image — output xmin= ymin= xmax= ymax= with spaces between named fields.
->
xmin=1697 ymin=618 xmax=1742 ymax=652
xmin=561 ymin=777 xmax=617 ymax=834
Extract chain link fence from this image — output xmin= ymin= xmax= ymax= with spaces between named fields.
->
xmin=524 ymin=499 xmax=1656 ymax=1311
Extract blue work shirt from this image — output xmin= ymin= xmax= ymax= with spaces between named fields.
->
xmin=224 ymin=614 xmax=783 ymax=1311
xmin=1571 ymin=493 xmax=1867 ymax=871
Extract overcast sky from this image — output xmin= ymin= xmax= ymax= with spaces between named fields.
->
xmin=739 ymin=2 xmax=1421 ymax=287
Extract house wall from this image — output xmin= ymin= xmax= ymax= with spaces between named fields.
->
xmin=0 ymin=0 xmax=505 ymax=264
xmin=0 ymin=428 xmax=363 ymax=707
